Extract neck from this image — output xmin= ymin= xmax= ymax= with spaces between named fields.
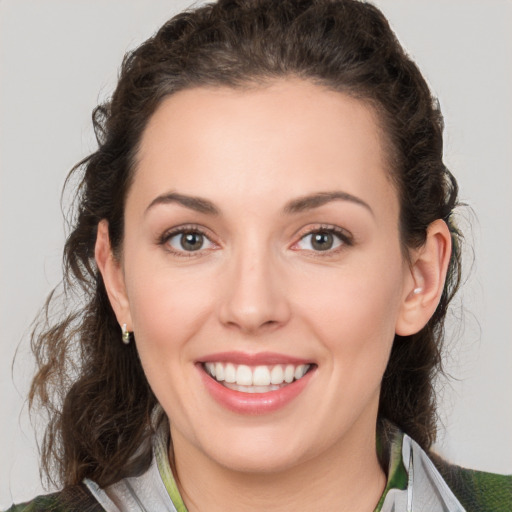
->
xmin=171 ymin=422 xmax=386 ymax=512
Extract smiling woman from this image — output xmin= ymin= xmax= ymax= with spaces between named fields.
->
xmin=96 ymin=83 xmax=422 ymax=483
xmin=3 ymin=1 xmax=511 ymax=512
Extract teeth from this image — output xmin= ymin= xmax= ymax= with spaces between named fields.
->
xmin=205 ymin=362 xmax=216 ymax=377
xmin=284 ymin=365 xmax=295 ymax=383
xmin=215 ymin=362 xmax=225 ymax=382
xmin=270 ymin=365 xmax=284 ymax=384
xmin=236 ymin=365 xmax=253 ymax=386
xmin=204 ymin=362 xmax=311 ymax=389
xmin=295 ymin=364 xmax=308 ymax=379
xmin=223 ymin=383 xmax=282 ymax=393
xmin=253 ymin=366 xmax=271 ymax=386
xmin=224 ymin=363 xmax=236 ymax=383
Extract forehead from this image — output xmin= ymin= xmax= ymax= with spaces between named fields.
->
xmin=131 ymin=79 xmax=398 ymax=218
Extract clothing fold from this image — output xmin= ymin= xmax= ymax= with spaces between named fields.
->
xmin=6 ymin=420 xmax=511 ymax=512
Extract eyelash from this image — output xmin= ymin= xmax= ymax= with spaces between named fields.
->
xmin=158 ymin=224 xmax=353 ymax=257
xmin=158 ymin=225 xmax=217 ymax=258
xmin=291 ymin=225 xmax=354 ymax=255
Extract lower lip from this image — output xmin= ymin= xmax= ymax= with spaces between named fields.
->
xmin=198 ymin=365 xmax=315 ymax=415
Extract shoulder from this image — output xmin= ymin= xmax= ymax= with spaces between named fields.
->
xmin=5 ymin=484 xmax=106 ymax=512
xmin=429 ymin=452 xmax=512 ymax=512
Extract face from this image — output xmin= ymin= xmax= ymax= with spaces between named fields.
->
xmin=105 ymin=80 xmax=418 ymax=474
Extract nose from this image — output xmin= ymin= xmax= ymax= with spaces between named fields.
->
xmin=218 ymin=245 xmax=291 ymax=334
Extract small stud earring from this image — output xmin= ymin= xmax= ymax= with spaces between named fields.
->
xmin=413 ymin=287 xmax=423 ymax=295
xmin=122 ymin=323 xmax=131 ymax=344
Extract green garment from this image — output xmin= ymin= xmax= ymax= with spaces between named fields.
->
xmin=374 ymin=425 xmax=512 ymax=511
xmin=6 ymin=425 xmax=511 ymax=512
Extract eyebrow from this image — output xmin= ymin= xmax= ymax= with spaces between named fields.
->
xmin=145 ymin=192 xmax=220 ymax=216
xmin=284 ymin=191 xmax=374 ymax=216
xmin=145 ymin=190 xmax=373 ymax=217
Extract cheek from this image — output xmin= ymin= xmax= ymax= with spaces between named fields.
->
xmin=123 ymin=260 xmax=216 ymax=381
xmin=294 ymin=250 xmax=405 ymax=364
xmin=126 ymin=256 xmax=213 ymax=330
xmin=124 ymin=267 xmax=216 ymax=421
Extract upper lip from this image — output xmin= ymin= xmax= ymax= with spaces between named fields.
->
xmin=198 ymin=351 xmax=314 ymax=366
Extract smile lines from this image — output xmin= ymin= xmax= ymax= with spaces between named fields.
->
xmin=204 ymin=362 xmax=311 ymax=392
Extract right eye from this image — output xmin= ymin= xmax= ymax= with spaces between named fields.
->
xmin=164 ymin=230 xmax=216 ymax=254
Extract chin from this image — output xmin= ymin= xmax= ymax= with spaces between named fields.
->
xmin=193 ymin=423 xmax=321 ymax=475
xmin=212 ymin=444 xmax=308 ymax=475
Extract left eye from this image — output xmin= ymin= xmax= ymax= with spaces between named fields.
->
xmin=295 ymin=230 xmax=344 ymax=252
xmin=167 ymin=231 xmax=215 ymax=252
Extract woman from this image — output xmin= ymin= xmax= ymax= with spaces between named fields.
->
xmin=5 ymin=0 xmax=511 ymax=511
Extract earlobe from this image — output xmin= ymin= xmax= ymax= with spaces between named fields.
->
xmin=395 ymin=219 xmax=452 ymax=336
xmin=95 ymin=220 xmax=132 ymax=330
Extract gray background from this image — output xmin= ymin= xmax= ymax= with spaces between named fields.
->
xmin=1 ymin=0 xmax=511 ymax=506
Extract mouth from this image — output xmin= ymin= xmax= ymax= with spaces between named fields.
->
xmin=202 ymin=362 xmax=313 ymax=394
xmin=197 ymin=352 xmax=317 ymax=414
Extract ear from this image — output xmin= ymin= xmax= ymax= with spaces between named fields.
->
xmin=95 ymin=220 xmax=132 ymax=331
xmin=395 ymin=219 xmax=452 ymax=336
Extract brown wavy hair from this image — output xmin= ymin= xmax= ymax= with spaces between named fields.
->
xmin=29 ymin=0 xmax=461 ymax=489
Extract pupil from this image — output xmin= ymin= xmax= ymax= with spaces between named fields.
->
xmin=181 ymin=232 xmax=203 ymax=251
xmin=312 ymin=232 xmax=333 ymax=251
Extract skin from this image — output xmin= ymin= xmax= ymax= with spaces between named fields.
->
xmin=96 ymin=79 xmax=451 ymax=512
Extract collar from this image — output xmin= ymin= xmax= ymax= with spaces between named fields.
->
xmin=376 ymin=425 xmax=466 ymax=512
xmin=85 ymin=420 xmax=466 ymax=512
